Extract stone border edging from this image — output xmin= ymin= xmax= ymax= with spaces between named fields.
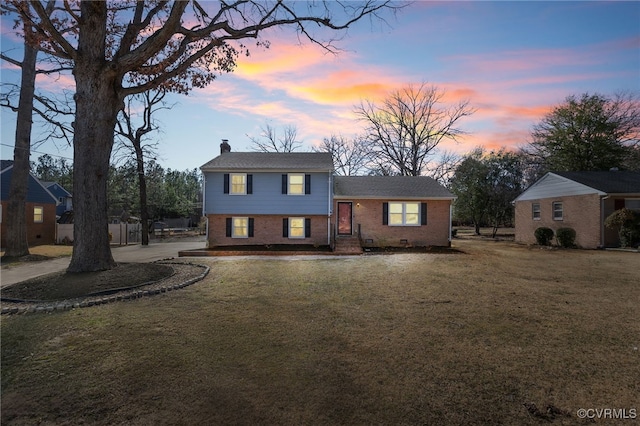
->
xmin=0 ymin=261 xmax=210 ymax=316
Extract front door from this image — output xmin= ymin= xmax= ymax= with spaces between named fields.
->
xmin=337 ymin=202 xmax=352 ymax=235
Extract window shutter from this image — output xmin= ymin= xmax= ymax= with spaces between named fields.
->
xmin=282 ymin=174 xmax=288 ymax=194
xmin=225 ymin=218 xmax=232 ymax=237
xmin=282 ymin=218 xmax=289 ymax=237
xmin=382 ymin=202 xmax=389 ymax=225
xmin=247 ymin=174 xmax=253 ymax=194
xmin=305 ymin=174 xmax=311 ymax=194
xmin=248 ymin=218 xmax=254 ymax=237
xmin=223 ymin=174 xmax=230 ymax=194
xmin=305 ymin=218 xmax=311 ymax=238
xmin=421 ymin=203 xmax=427 ymax=225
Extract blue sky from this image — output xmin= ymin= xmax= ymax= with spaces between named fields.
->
xmin=1 ymin=1 xmax=639 ymax=173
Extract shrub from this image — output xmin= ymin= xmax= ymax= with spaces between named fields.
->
xmin=604 ymin=208 xmax=640 ymax=248
xmin=556 ymin=227 xmax=576 ymax=248
xmin=534 ymin=227 xmax=554 ymax=246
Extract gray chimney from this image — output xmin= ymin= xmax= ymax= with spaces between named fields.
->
xmin=220 ymin=139 xmax=231 ymax=154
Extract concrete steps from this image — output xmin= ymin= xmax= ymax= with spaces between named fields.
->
xmin=333 ymin=236 xmax=363 ymax=254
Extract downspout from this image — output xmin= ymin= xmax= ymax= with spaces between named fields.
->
xmin=327 ymin=173 xmax=332 ymax=246
xmin=600 ymin=195 xmax=609 ymax=249
xmin=202 ymin=174 xmax=209 ymax=247
xmin=449 ymin=202 xmax=453 ymax=247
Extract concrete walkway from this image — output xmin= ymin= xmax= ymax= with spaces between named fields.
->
xmin=0 ymin=241 xmax=206 ymax=288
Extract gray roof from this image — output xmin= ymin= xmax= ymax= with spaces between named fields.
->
xmin=1 ymin=160 xmax=14 ymax=172
xmin=334 ymin=176 xmax=455 ymax=199
xmin=201 ymin=152 xmax=334 ymax=172
xmin=553 ymin=171 xmax=640 ymax=194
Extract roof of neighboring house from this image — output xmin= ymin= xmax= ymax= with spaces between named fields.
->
xmin=334 ymin=176 xmax=455 ymax=199
xmin=0 ymin=161 xmax=58 ymax=204
xmin=552 ymin=171 xmax=640 ymax=194
xmin=1 ymin=159 xmax=14 ymax=172
xmin=41 ymin=181 xmax=72 ymax=197
xmin=201 ymin=152 xmax=334 ymax=172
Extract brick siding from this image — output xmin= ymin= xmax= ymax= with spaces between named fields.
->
xmin=0 ymin=202 xmax=56 ymax=247
xmin=514 ymin=194 xmax=602 ymax=248
xmin=207 ymin=214 xmax=329 ymax=247
xmin=335 ymin=199 xmax=451 ymax=247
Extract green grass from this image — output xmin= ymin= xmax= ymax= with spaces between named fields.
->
xmin=2 ymin=240 xmax=639 ymax=425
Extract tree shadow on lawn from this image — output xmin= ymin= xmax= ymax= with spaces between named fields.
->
xmin=1 ymin=263 xmax=174 ymax=302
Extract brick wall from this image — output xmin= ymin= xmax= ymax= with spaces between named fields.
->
xmin=0 ymin=202 xmax=56 ymax=247
xmin=207 ymin=214 xmax=329 ymax=247
xmin=336 ymin=199 xmax=451 ymax=247
xmin=514 ymin=193 xmax=602 ymax=248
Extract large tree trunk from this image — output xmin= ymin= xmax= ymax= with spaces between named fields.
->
xmin=4 ymin=22 xmax=38 ymax=258
xmin=67 ymin=2 xmax=119 ymax=272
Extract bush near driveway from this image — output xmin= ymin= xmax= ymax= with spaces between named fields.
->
xmin=2 ymin=239 xmax=639 ymax=425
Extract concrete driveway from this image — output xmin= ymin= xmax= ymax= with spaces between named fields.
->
xmin=0 ymin=241 xmax=205 ymax=288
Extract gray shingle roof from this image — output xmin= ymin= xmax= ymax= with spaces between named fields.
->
xmin=334 ymin=176 xmax=455 ymax=199
xmin=553 ymin=171 xmax=640 ymax=194
xmin=201 ymin=152 xmax=334 ymax=171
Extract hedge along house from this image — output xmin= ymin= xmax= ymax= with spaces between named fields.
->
xmin=514 ymin=171 xmax=640 ymax=249
xmin=0 ymin=160 xmax=59 ymax=247
xmin=201 ymin=141 xmax=334 ymax=248
xmin=333 ymin=176 xmax=455 ymax=249
xmin=201 ymin=141 xmax=456 ymax=251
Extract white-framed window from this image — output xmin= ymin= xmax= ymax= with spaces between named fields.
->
xmin=532 ymin=203 xmax=541 ymax=220
xmin=389 ymin=202 xmax=420 ymax=226
xmin=626 ymin=199 xmax=640 ymax=211
xmin=230 ymin=173 xmax=247 ymax=195
xmin=34 ymin=206 xmax=44 ymax=223
xmin=552 ymin=202 xmax=563 ymax=220
xmin=288 ymin=217 xmax=305 ymax=238
xmin=232 ymin=217 xmax=249 ymax=238
xmin=288 ymin=174 xmax=305 ymax=195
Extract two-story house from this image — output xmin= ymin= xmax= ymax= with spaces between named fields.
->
xmin=201 ymin=141 xmax=334 ymax=248
xmin=201 ymin=141 xmax=456 ymax=251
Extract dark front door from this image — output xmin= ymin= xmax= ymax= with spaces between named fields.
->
xmin=337 ymin=202 xmax=352 ymax=235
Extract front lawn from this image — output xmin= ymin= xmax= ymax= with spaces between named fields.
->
xmin=2 ymin=240 xmax=638 ymax=425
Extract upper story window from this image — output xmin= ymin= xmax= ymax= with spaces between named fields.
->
xmin=552 ymin=202 xmax=563 ymax=220
xmin=288 ymin=174 xmax=305 ymax=195
xmin=34 ymin=206 xmax=44 ymax=223
xmin=388 ymin=202 xmax=421 ymax=226
xmin=532 ymin=203 xmax=541 ymax=220
xmin=224 ymin=173 xmax=252 ymax=195
xmin=282 ymin=174 xmax=311 ymax=195
xmin=230 ymin=173 xmax=246 ymax=194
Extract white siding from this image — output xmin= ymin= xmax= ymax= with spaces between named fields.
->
xmin=515 ymin=173 xmax=606 ymax=202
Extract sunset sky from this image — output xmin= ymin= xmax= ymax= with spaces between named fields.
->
xmin=1 ymin=1 xmax=639 ymax=172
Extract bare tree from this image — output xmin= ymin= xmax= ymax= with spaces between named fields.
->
xmin=248 ymin=123 xmax=302 ymax=152
xmin=1 ymin=17 xmax=38 ymax=258
xmin=356 ymin=82 xmax=474 ymax=177
xmin=115 ymin=89 xmax=171 ymax=246
xmin=12 ymin=0 xmax=402 ymax=272
xmin=1 ymin=1 xmax=72 ymax=258
xmin=313 ymin=134 xmax=370 ymax=176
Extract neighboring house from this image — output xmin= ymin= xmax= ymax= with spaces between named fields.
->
xmin=201 ymin=141 xmax=455 ymax=251
xmin=0 ymin=160 xmax=59 ymax=247
xmin=333 ymin=176 xmax=455 ymax=248
xmin=514 ymin=170 xmax=640 ymax=248
xmin=41 ymin=181 xmax=73 ymax=217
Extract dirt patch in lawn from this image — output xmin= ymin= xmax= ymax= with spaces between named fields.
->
xmin=1 ymin=263 xmax=174 ymax=302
